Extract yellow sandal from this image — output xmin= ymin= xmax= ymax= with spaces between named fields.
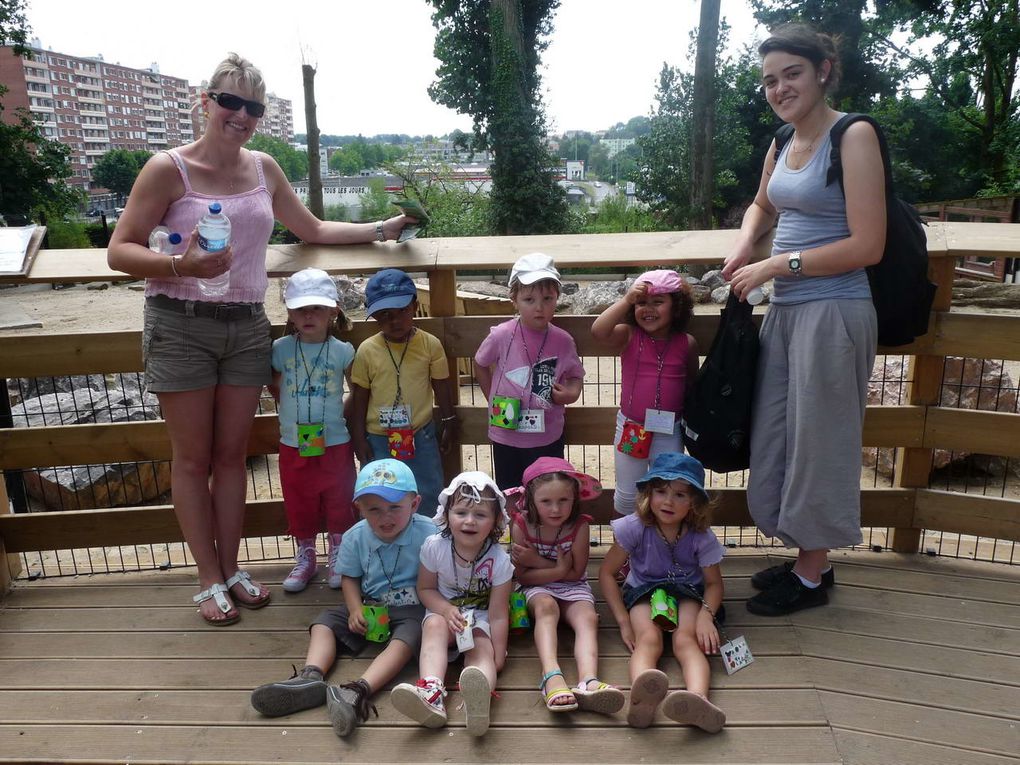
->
xmin=540 ymin=669 xmax=578 ymax=712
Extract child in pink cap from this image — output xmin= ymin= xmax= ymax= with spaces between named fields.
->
xmin=506 ymin=456 xmax=625 ymax=715
xmin=591 ymin=270 xmax=699 ymax=515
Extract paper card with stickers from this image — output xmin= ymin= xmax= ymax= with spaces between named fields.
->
xmin=720 ymin=635 xmax=754 ymax=674
xmin=517 ymin=409 xmax=546 ymax=434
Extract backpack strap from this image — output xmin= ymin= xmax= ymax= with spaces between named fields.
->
xmin=825 ymin=113 xmax=895 ymax=193
xmin=772 ymin=124 xmax=794 ymax=165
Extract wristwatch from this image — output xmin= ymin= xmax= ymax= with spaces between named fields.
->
xmin=375 ymin=221 xmax=386 ymax=242
xmin=787 ymin=250 xmax=803 ymax=275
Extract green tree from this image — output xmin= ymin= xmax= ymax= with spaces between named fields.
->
xmin=580 ymin=194 xmax=662 ymax=234
xmin=0 ymin=103 xmax=79 ymax=221
xmin=357 ymin=178 xmax=392 ymax=222
xmin=247 ymin=133 xmax=308 ymax=181
xmin=0 ymin=0 xmax=29 ymax=50
xmin=92 ymin=149 xmax=151 ymax=202
xmin=427 ymin=0 xmax=570 ymax=235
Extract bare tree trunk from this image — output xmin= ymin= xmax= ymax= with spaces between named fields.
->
xmin=302 ymin=64 xmax=324 ymax=220
xmin=690 ymin=0 xmax=721 ymax=233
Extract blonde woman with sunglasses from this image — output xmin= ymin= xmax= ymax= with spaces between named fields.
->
xmin=108 ymin=53 xmax=415 ymax=626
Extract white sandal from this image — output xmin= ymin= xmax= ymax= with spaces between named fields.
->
xmin=226 ymin=570 xmax=271 ymax=609
xmin=193 ymin=582 xmax=239 ymax=626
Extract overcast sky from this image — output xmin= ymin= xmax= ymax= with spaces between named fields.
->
xmin=27 ymin=0 xmax=766 ymax=138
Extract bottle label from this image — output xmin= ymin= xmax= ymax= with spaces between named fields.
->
xmin=198 ymin=233 xmax=228 ymax=252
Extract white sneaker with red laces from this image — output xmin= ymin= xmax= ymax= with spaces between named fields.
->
xmin=282 ymin=540 xmax=318 ymax=593
xmin=390 ymin=676 xmax=447 ymax=728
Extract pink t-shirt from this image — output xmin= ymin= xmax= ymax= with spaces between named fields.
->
xmin=474 ymin=318 xmax=585 ymax=448
xmin=144 ymin=149 xmax=275 ymax=304
xmin=619 ymin=330 xmax=690 ymax=423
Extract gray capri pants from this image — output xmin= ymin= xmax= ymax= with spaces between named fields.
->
xmin=747 ymin=299 xmax=877 ymax=550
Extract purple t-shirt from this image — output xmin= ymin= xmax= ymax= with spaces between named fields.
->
xmin=610 ymin=513 xmax=724 ymax=588
xmin=474 ymin=318 xmax=585 ymax=448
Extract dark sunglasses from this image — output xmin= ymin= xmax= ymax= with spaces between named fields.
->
xmin=208 ymin=91 xmax=266 ymax=118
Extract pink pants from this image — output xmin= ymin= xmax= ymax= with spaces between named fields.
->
xmin=278 ymin=442 xmax=357 ymax=539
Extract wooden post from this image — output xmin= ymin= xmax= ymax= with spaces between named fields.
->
xmin=302 ymin=63 xmax=324 ymax=220
xmin=889 ymin=257 xmax=956 ymax=552
xmin=428 ymin=269 xmax=464 ymax=484
xmin=0 ymin=477 xmax=24 ymax=598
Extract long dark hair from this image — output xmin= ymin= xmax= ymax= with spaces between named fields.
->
xmin=758 ymin=23 xmax=842 ymax=93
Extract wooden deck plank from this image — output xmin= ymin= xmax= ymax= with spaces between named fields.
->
xmin=818 ymin=691 xmax=1018 ymax=758
xmin=820 ymin=585 xmax=1020 ymax=627
xmin=0 ymin=688 xmax=827 ymax=727
xmin=0 ymin=624 xmax=801 ymax=659
xmin=796 ymin=628 xmax=1020 ymax=684
xmin=833 ymin=729 xmax=1020 ymax=765
xmin=0 ymin=656 xmax=813 ymax=691
xmin=0 ymin=725 xmax=842 ymax=764
xmin=805 ymin=657 xmax=1020 ymax=718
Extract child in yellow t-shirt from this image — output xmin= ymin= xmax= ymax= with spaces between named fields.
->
xmin=350 ymin=269 xmax=458 ymax=515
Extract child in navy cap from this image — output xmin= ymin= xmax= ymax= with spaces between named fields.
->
xmin=598 ymin=453 xmax=727 ymax=733
xmin=349 ymin=269 xmax=458 ymax=516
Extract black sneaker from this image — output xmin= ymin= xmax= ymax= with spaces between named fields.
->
xmin=327 ymin=680 xmax=378 ymax=738
xmin=251 ymin=667 xmax=326 ymax=717
xmin=746 ymin=570 xmax=828 ymax=616
xmin=751 ymin=561 xmax=835 ymax=591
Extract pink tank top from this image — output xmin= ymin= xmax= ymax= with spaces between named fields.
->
xmin=144 ymin=149 xmax=275 ymax=304
xmin=619 ymin=330 xmax=689 ymax=422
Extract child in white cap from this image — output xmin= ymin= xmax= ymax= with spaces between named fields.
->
xmin=390 ymin=471 xmax=512 ymax=737
xmin=474 ymin=253 xmax=585 ymax=490
xmin=270 ymin=268 xmax=357 ymax=592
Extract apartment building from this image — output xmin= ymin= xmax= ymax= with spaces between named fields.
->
xmin=0 ymin=42 xmax=293 ymax=194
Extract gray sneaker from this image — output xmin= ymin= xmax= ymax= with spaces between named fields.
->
xmin=251 ymin=667 xmax=326 ymax=717
xmin=327 ymin=680 xmax=377 ymax=738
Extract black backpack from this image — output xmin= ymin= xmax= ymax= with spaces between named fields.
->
xmin=774 ymin=113 xmax=936 ymax=347
xmin=681 ymin=292 xmax=760 ymax=473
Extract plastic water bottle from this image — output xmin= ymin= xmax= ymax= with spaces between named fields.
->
xmin=197 ymin=201 xmax=231 ymax=298
xmin=747 ymin=286 xmax=765 ymax=306
xmin=148 ymin=226 xmax=182 ymax=255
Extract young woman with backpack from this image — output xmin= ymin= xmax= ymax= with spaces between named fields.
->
xmin=721 ymin=24 xmax=885 ymax=616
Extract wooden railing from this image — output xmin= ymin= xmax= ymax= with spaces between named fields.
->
xmin=2 ymin=222 xmax=1020 ymax=594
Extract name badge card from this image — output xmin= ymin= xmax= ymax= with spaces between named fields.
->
xmin=382 ymin=587 xmax=419 ymax=607
xmin=517 ymin=409 xmax=546 ymax=434
xmin=456 ymin=608 xmax=476 ymax=652
xmin=378 ymin=405 xmax=411 ymax=429
xmin=721 ymin=635 xmax=754 ymax=674
xmin=644 ymin=408 xmax=676 ymax=435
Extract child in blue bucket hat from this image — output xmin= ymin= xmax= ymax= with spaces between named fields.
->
xmin=599 ymin=453 xmax=727 ymax=733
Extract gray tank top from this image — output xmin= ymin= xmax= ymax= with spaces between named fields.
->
xmin=767 ymin=124 xmax=872 ymax=305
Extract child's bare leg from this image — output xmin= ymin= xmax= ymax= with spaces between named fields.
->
xmin=361 ymin=639 xmax=413 ymax=691
xmin=562 ymin=600 xmax=599 ymax=683
xmin=628 ymin=603 xmax=663 ymax=679
xmin=671 ymin=601 xmax=710 ymax=695
xmin=464 ymin=633 xmax=497 ymax=687
xmin=531 ymin=594 xmax=574 ymax=706
xmin=661 ymin=600 xmax=725 ymax=733
xmin=418 ymin=615 xmax=453 ymax=680
xmin=305 ymin=624 xmax=338 ymax=675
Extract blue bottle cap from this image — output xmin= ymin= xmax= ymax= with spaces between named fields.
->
xmin=168 ymin=232 xmax=182 ymax=245
xmin=209 ymin=202 xmax=222 ymax=214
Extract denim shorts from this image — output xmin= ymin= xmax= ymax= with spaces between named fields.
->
xmin=367 ymin=421 xmax=443 ymax=517
xmin=142 ymin=297 xmax=272 ymax=392
xmin=622 ymin=579 xmax=727 ymax=625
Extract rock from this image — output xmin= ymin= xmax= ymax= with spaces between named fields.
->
xmin=863 ymin=356 xmax=1018 ymax=477
xmin=11 ymin=382 xmax=170 ymax=510
xmin=689 ymin=284 xmax=712 ymax=304
xmin=561 ymin=282 xmax=579 ymax=295
xmin=710 ymin=284 xmax=731 ymax=304
xmin=569 ymin=281 xmax=629 ymax=314
xmin=682 ymin=275 xmax=701 ymax=286
xmin=86 ymin=282 xmax=110 ymax=290
xmin=951 ymin=280 xmax=1020 ymax=310
xmin=701 ymin=269 xmax=727 ymax=290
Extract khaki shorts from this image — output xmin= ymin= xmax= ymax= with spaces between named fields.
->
xmin=142 ymin=297 xmax=272 ymax=392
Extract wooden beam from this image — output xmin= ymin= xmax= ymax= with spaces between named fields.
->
xmin=931 ymin=310 xmax=1020 ymax=361
xmin=0 ymin=487 xmax=916 ymax=554
xmin=923 ymin=409 xmax=1020 ymax=457
xmin=0 ymin=477 xmax=23 ymax=596
xmin=427 ymin=268 xmax=463 ymax=482
xmin=914 ymin=489 xmax=1020 ymax=541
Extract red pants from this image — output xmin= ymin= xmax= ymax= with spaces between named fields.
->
xmin=278 ymin=442 xmax=356 ymax=539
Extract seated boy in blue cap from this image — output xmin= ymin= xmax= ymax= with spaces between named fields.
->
xmin=251 ymin=459 xmax=436 ymax=737
xmin=349 ymin=268 xmax=458 ymax=516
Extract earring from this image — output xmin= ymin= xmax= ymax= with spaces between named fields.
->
xmin=203 ymin=111 xmax=209 ymax=118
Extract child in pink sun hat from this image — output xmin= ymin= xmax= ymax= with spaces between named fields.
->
xmin=507 ymin=456 xmax=625 ymax=715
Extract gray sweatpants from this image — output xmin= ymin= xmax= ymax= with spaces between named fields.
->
xmin=747 ymin=299 xmax=877 ymax=550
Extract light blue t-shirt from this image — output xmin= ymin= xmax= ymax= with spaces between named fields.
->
xmin=767 ymin=118 xmax=872 ymax=305
xmin=271 ymin=335 xmax=355 ymax=448
xmin=337 ymin=513 xmax=436 ymax=604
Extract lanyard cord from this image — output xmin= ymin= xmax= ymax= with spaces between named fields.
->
xmin=626 ymin=330 xmax=674 ymax=414
xmin=295 ymin=338 xmax=329 ymax=424
xmin=383 ymin=328 xmax=415 ymax=409
xmin=450 ymin=538 xmax=492 ymax=601
xmin=493 ymin=319 xmax=550 ymax=410
xmin=375 ymin=544 xmax=402 ymax=591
